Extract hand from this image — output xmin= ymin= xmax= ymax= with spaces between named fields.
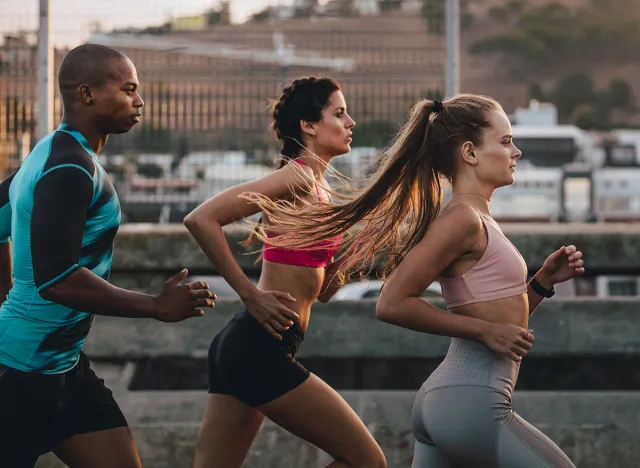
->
xmin=153 ymin=269 xmax=216 ymax=322
xmin=479 ymin=322 xmax=534 ymax=362
xmin=244 ymin=289 xmax=299 ymax=340
xmin=538 ymin=245 xmax=585 ymax=287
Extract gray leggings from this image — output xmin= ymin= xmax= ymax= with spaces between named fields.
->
xmin=411 ymin=339 xmax=576 ymax=468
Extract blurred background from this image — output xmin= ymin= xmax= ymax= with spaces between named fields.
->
xmin=2 ymin=0 xmax=639 ymax=298
xmin=2 ymin=1 xmax=640 ymax=467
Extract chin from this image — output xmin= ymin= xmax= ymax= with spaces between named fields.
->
xmin=338 ymin=144 xmax=352 ymax=155
xmin=112 ymin=123 xmax=136 ymax=135
xmin=494 ymin=177 xmax=514 ymax=189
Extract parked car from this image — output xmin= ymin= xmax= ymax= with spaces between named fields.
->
xmin=331 ymin=280 xmax=442 ymax=301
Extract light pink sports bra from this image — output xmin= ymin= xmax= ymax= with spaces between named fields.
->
xmin=439 ymin=213 xmax=528 ymax=309
xmin=262 ymin=159 xmax=343 ymax=268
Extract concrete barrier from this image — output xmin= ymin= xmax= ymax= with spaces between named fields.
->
xmin=31 ymin=224 xmax=640 ymax=467
xmin=82 ymin=299 xmax=640 ymax=359
xmin=111 ymin=222 xmax=640 ymax=275
xmin=32 ymin=299 xmax=640 ymax=467
xmin=36 ymin=390 xmax=640 ymax=468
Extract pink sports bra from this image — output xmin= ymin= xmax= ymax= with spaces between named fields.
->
xmin=439 ymin=213 xmax=528 ymax=309
xmin=262 ymin=159 xmax=343 ymax=268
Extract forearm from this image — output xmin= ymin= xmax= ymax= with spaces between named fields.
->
xmin=317 ymin=256 xmax=348 ymax=303
xmin=40 ymin=267 xmax=157 ymax=318
xmin=0 ymin=241 xmax=12 ymax=305
xmin=376 ymin=297 xmax=490 ymax=341
xmin=527 ymin=270 xmax=553 ymax=316
xmin=185 ymin=218 xmax=257 ymax=301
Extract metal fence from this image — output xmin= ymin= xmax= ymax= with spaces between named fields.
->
xmin=0 ymin=0 xmax=448 ymax=222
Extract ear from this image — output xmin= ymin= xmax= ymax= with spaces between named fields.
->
xmin=79 ymin=84 xmax=94 ymax=105
xmin=300 ymin=119 xmax=316 ymax=137
xmin=460 ymin=141 xmax=477 ymax=167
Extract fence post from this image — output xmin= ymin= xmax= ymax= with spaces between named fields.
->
xmin=444 ymin=0 xmax=460 ymax=97
xmin=37 ymin=0 xmax=53 ymax=140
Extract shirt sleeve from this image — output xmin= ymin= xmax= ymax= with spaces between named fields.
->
xmin=31 ymin=164 xmax=94 ymax=293
xmin=0 ymin=172 xmax=16 ymax=243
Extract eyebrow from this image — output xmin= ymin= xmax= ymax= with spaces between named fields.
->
xmin=123 ymin=81 xmax=138 ymax=88
xmin=334 ymin=106 xmax=345 ymax=112
xmin=502 ymin=134 xmax=513 ymax=139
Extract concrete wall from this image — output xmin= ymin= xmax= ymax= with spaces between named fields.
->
xmin=34 ymin=300 xmax=640 ymax=468
xmin=110 ymin=222 xmax=640 ymax=275
xmin=33 ymin=224 xmax=640 ymax=467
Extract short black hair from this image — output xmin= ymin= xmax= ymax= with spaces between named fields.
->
xmin=58 ymin=43 xmax=127 ymax=108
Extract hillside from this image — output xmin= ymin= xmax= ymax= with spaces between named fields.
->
xmin=460 ymin=0 xmax=639 ymax=127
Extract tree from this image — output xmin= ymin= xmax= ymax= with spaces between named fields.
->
xmin=380 ymin=0 xmax=403 ymax=11
xmin=549 ymin=72 xmax=597 ymax=122
xmin=250 ymin=8 xmax=270 ymax=22
xmin=469 ymin=0 xmax=640 ymax=74
xmin=607 ymin=79 xmax=636 ymax=113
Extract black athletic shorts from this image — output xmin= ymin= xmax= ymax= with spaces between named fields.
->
xmin=208 ymin=309 xmax=310 ymax=407
xmin=0 ymin=351 xmax=128 ymax=467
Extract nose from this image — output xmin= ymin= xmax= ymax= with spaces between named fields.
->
xmin=346 ymin=113 xmax=356 ymax=129
xmin=134 ymin=92 xmax=144 ymax=109
xmin=513 ymin=144 xmax=522 ymax=160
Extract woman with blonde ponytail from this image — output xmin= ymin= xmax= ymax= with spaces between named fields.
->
xmin=254 ymin=94 xmax=584 ymax=467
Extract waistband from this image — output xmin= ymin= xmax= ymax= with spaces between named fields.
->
xmin=233 ymin=309 xmax=305 ymax=355
xmin=424 ymin=338 xmax=519 ymax=397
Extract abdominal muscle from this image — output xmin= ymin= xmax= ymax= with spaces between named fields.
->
xmin=258 ymin=259 xmax=326 ymax=332
xmin=450 ymin=293 xmax=530 ymax=330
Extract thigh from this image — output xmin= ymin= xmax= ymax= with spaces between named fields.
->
xmin=194 ymin=394 xmax=264 ymax=468
xmin=411 ymin=440 xmax=455 ymax=468
xmin=258 ymin=373 xmax=386 ymax=467
xmin=497 ymin=412 xmax=576 ymax=468
xmin=0 ymin=364 xmax=58 ymax=466
xmin=53 ymin=427 xmax=141 ymax=468
xmin=52 ymin=356 xmax=129 ymax=445
xmin=51 ymin=356 xmax=137 ymax=468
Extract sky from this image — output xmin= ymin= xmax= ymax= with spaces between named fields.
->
xmin=0 ymin=0 xmax=305 ymax=47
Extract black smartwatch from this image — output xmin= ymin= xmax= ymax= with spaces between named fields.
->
xmin=529 ymin=276 xmax=555 ymax=298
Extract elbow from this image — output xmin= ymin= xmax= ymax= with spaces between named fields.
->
xmin=183 ymin=209 xmax=208 ymax=234
xmin=317 ymin=294 xmax=331 ymax=304
xmin=183 ymin=211 xmax=198 ymax=231
xmin=38 ymin=284 xmax=59 ymax=302
xmin=375 ymin=296 xmax=396 ymax=323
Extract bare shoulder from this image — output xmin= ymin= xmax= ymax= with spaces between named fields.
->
xmin=433 ymin=203 xmax=484 ymax=242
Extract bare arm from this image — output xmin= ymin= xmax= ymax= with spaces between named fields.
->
xmin=184 ymin=163 xmax=315 ymax=337
xmin=527 ymin=245 xmax=585 ymax=317
xmin=376 ymin=205 xmax=533 ymax=361
xmin=317 ymin=255 xmax=347 ymax=303
xmin=526 ymin=272 xmax=552 ymax=315
xmin=376 ymin=205 xmax=492 ymax=339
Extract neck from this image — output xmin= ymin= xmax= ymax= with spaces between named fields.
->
xmin=299 ymin=149 xmax=332 ymax=178
xmin=449 ymin=183 xmax=493 ymax=214
xmin=61 ymin=113 xmax=108 ymax=154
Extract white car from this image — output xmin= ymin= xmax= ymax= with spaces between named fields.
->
xmin=331 ymin=280 xmax=442 ymax=301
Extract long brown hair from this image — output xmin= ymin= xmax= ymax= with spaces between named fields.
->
xmin=243 ymin=76 xmax=341 ymax=247
xmin=244 ymin=94 xmax=502 ymax=283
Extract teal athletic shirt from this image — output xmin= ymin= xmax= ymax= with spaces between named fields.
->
xmin=0 ymin=123 xmax=121 ymax=373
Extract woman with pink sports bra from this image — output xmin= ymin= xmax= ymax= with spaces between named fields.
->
xmin=253 ymin=94 xmax=585 ymax=467
xmin=183 ymin=77 xmax=386 ymax=468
